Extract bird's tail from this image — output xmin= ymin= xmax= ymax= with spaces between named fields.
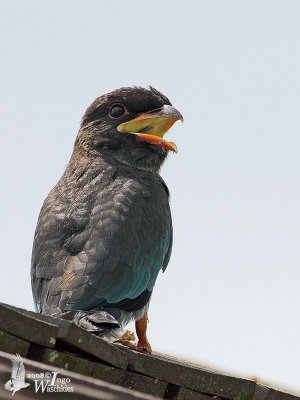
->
xmin=55 ymin=309 xmax=124 ymax=342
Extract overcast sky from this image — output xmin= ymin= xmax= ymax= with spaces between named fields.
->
xmin=1 ymin=0 xmax=300 ymax=394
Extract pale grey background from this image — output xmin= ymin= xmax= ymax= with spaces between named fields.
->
xmin=1 ymin=0 xmax=299 ymax=394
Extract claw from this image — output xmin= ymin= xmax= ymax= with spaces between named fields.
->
xmin=114 ymin=339 xmax=150 ymax=354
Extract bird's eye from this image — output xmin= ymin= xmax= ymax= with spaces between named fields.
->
xmin=109 ymin=104 xmax=127 ymax=119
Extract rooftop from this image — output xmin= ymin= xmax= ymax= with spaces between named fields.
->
xmin=0 ymin=302 xmax=298 ymax=400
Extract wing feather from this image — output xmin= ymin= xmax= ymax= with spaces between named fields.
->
xmin=11 ymin=354 xmax=25 ymax=381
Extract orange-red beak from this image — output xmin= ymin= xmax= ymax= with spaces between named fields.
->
xmin=117 ymin=105 xmax=183 ymax=153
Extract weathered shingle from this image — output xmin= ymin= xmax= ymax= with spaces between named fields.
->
xmin=0 ymin=303 xmax=299 ymax=400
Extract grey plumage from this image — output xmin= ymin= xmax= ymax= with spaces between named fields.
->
xmin=31 ymin=87 xmax=181 ymax=348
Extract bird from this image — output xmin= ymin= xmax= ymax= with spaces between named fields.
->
xmin=31 ymin=86 xmax=183 ymax=353
xmin=4 ymin=354 xmax=30 ymax=396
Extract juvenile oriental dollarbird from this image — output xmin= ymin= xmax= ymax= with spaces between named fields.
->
xmin=31 ymin=86 xmax=183 ymax=353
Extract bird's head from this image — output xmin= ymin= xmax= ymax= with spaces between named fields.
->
xmin=75 ymin=86 xmax=183 ymax=172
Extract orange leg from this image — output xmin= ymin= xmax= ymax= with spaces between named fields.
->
xmin=135 ymin=313 xmax=152 ymax=354
xmin=116 ymin=313 xmax=152 ymax=354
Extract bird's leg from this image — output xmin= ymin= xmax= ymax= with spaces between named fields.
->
xmin=115 ymin=313 xmax=152 ymax=354
xmin=135 ymin=313 xmax=152 ymax=354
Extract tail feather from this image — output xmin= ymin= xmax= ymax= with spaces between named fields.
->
xmin=54 ymin=309 xmax=124 ymax=342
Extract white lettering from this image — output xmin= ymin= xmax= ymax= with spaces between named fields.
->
xmin=34 ymin=380 xmax=50 ymax=393
xmin=50 ymin=371 xmax=60 ymax=386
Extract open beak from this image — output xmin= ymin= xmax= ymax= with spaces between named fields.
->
xmin=117 ymin=105 xmax=183 ymax=153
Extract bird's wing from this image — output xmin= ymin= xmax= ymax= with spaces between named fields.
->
xmin=159 ymin=177 xmax=173 ymax=273
xmin=31 ymin=167 xmax=172 ymax=314
xmin=11 ymin=354 xmax=25 ymax=381
xmin=162 ymin=224 xmax=172 ymax=272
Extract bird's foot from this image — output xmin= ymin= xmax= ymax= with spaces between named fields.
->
xmin=114 ymin=339 xmax=152 ymax=354
xmin=121 ymin=330 xmax=136 ymax=341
